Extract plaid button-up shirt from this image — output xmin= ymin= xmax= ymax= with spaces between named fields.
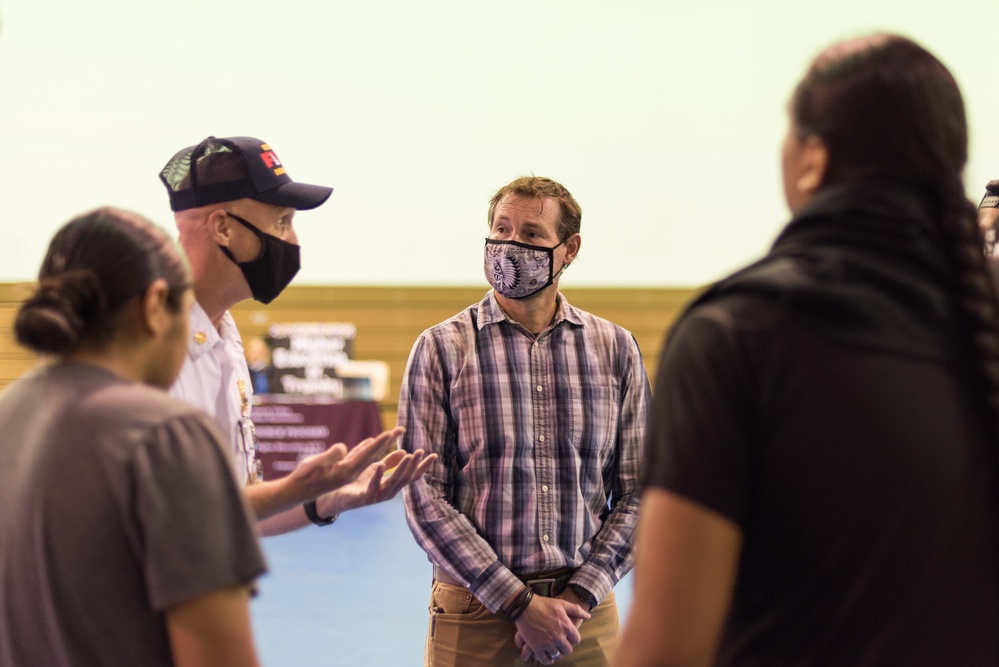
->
xmin=400 ymin=290 xmax=650 ymax=613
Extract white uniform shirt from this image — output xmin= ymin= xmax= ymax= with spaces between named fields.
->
xmin=169 ymin=301 xmax=256 ymax=484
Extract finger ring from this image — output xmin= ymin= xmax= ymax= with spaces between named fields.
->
xmin=549 ymin=650 xmax=561 ymax=659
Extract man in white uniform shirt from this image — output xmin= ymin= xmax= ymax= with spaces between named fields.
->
xmin=161 ymin=136 xmax=434 ymax=535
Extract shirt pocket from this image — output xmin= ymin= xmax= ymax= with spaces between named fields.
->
xmin=567 ymin=384 xmax=620 ymax=458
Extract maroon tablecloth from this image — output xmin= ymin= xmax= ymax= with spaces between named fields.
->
xmin=251 ymin=400 xmax=384 ymax=480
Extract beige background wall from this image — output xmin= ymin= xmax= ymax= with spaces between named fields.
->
xmin=2 ymin=2 xmax=997 ymax=291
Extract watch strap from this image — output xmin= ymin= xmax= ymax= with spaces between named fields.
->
xmin=304 ymin=500 xmax=338 ymax=526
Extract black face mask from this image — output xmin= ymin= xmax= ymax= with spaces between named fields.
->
xmin=219 ymin=212 xmax=300 ymax=304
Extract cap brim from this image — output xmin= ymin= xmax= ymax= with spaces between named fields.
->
xmin=252 ymin=182 xmax=334 ymax=211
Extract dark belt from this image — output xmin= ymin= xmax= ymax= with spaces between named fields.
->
xmin=433 ymin=564 xmax=575 ymax=597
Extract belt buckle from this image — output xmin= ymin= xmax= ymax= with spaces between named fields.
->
xmin=526 ymin=577 xmax=557 ymax=597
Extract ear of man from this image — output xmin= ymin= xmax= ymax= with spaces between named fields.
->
xmin=563 ymin=233 xmax=581 ymax=266
xmin=208 ymin=209 xmax=235 ymax=248
xmin=795 ymin=135 xmax=829 ymax=197
xmin=140 ymin=279 xmax=172 ymax=337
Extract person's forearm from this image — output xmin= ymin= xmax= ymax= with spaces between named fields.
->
xmin=315 ymin=488 xmax=347 ymax=518
xmin=256 ymin=486 xmax=353 ymax=536
xmin=583 ymin=359 xmax=648 ymax=598
xmin=404 ymin=484 xmax=523 ymax=613
xmin=572 ymin=490 xmax=642 ymax=600
xmin=614 ymin=490 xmax=740 ymax=667
xmin=243 ymin=477 xmax=305 ymax=521
xmin=257 ymin=504 xmax=312 ymax=536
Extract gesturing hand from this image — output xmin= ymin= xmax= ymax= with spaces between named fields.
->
xmin=283 ymin=426 xmax=407 ymax=505
xmin=317 ymin=440 xmax=437 ymax=515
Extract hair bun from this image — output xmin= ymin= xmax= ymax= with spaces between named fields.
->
xmin=14 ymin=270 xmax=107 ymax=355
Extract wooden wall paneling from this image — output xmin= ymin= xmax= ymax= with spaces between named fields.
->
xmin=0 ymin=283 xmax=700 ymax=429
xmin=231 ymin=286 xmax=698 ymax=428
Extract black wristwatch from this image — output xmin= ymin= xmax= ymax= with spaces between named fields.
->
xmin=568 ymin=584 xmax=597 ymax=611
xmin=303 ymin=500 xmax=338 ymax=526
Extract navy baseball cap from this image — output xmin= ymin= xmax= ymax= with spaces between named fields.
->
xmin=159 ymin=136 xmax=333 ymax=212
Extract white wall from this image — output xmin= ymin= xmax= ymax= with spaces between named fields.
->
xmin=1 ymin=0 xmax=997 ymax=287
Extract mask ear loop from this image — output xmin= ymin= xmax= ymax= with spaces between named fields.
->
xmin=549 ymin=240 xmax=568 ymax=285
xmin=218 ymin=212 xmax=269 ymax=266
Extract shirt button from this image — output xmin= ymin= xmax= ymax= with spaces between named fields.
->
xmin=539 ymin=435 xmax=545 ymax=442
xmin=543 ymin=534 xmax=550 ymax=542
xmin=536 ymin=385 xmax=543 ymax=392
xmin=542 ymin=485 xmax=549 ymax=492
xmin=195 ymin=331 xmax=208 ymax=345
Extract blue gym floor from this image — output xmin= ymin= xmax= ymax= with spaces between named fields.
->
xmin=252 ymin=495 xmax=634 ymax=666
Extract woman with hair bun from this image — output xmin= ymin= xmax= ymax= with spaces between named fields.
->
xmin=616 ymin=35 xmax=999 ymax=666
xmin=0 ymin=207 xmax=266 ymax=666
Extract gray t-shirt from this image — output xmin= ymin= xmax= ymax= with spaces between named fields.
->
xmin=0 ymin=363 xmax=267 ymax=666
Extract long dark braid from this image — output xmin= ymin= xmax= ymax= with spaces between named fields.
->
xmin=938 ymin=180 xmax=999 ymax=432
xmin=793 ymin=33 xmax=999 ymax=440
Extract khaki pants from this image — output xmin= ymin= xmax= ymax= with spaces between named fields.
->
xmin=424 ymin=580 xmax=620 ymax=667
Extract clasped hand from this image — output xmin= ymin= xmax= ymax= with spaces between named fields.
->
xmin=513 ymin=593 xmax=590 ymax=664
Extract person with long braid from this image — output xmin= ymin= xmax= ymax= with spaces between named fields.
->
xmin=615 ymin=34 xmax=999 ymax=666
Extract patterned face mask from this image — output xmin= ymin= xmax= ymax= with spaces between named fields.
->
xmin=483 ymin=238 xmax=565 ymax=299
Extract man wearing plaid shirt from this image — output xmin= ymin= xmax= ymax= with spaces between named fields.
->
xmin=400 ymin=176 xmax=651 ymax=666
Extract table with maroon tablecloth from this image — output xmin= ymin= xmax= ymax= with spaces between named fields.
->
xmin=251 ymin=399 xmax=383 ymax=480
